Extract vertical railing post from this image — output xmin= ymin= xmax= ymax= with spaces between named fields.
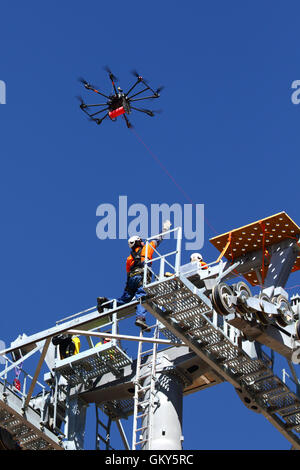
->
xmin=159 ymin=256 xmax=165 ymax=280
xmin=53 ymin=372 xmax=59 ymax=430
xmin=175 ymin=227 xmax=182 ymax=276
xmin=143 ymin=241 xmax=149 ymax=286
xmin=3 ymin=357 xmax=8 ymax=395
xmin=112 ymin=312 xmax=118 ymax=347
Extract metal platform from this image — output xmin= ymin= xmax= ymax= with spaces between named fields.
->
xmin=54 ymin=341 xmax=132 ymax=387
xmin=0 ymin=381 xmax=62 ymax=450
xmin=210 ymin=211 xmax=300 ymax=286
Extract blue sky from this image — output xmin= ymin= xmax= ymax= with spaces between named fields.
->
xmin=1 ymin=1 xmax=300 ymax=450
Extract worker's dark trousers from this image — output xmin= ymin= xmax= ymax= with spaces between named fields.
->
xmin=115 ymin=275 xmax=147 ymax=318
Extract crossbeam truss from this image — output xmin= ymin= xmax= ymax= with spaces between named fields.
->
xmin=1 ymin=219 xmax=300 ymax=449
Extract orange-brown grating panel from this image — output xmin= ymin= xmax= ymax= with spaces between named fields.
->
xmin=209 ymin=212 xmax=300 ymax=286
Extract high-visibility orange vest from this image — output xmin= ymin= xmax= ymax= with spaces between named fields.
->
xmin=126 ymin=241 xmax=156 ymax=273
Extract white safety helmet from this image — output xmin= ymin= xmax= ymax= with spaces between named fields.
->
xmin=128 ymin=235 xmax=142 ymax=249
xmin=190 ymin=252 xmax=203 ymax=262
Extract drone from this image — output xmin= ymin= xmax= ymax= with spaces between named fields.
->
xmin=78 ymin=67 xmax=163 ymax=128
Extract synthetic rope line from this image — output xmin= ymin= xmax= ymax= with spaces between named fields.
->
xmin=130 ymin=126 xmax=219 ymax=236
xmin=216 ymin=232 xmax=232 ymax=263
xmin=259 ymin=220 xmax=269 ymax=285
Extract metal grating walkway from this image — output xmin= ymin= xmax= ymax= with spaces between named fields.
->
xmin=144 ymin=275 xmax=300 ymax=449
xmin=0 ymin=381 xmax=62 ymax=450
xmin=54 ymin=343 xmax=132 ymax=386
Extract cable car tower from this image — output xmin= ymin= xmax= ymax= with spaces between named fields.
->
xmin=1 ymin=212 xmax=300 ymax=450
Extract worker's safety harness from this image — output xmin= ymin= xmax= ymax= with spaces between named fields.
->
xmin=128 ymin=246 xmax=152 ymax=283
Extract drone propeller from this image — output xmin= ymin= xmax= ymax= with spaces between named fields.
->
xmin=155 ymin=86 xmax=164 ymax=95
xmin=78 ymin=77 xmax=96 ymax=90
xmin=78 ymin=77 xmax=89 ymax=86
xmin=131 ymin=69 xmax=146 ymax=83
xmin=104 ymin=66 xmax=118 ymax=82
xmin=76 ymin=95 xmax=88 ymax=110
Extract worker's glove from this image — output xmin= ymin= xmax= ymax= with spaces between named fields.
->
xmin=162 ymin=220 xmax=172 ymax=232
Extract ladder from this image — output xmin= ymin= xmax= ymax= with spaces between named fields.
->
xmin=132 ymin=323 xmax=159 ymax=450
xmin=95 ymin=405 xmax=113 ymax=450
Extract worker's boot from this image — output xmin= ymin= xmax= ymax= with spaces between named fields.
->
xmin=135 ymin=316 xmax=151 ymax=332
xmin=97 ymin=297 xmax=109 ymax=313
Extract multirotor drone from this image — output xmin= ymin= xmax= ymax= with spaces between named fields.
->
xmin=78 ymin=67 xmax=163 ymax=128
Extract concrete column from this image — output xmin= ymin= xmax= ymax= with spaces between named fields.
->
xmin=64 ymin=395 xmax=88 ymax=450
xmin=141 ymin=358 xmax=184 ymax=450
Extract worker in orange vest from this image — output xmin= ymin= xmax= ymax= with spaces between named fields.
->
xmin=97 ymin=220 xmax=172 ymax=331
xmin=190 ymin=252 xmax=208 ymax=269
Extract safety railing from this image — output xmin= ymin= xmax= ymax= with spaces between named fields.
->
xmin=179 ymin=258 xmax=226 ymax=278
xmin=0 ymin=354 xmax=46 ymax=410
xmin=143 ymin=227 xmax=182 ymax=287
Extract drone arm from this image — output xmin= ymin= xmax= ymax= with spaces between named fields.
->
xmin=123 ymin=114 xmax=132 ymax=128
xmin=108 ymin=75 xmax=118 ymax=95
xmin=128 ymin=95 xmax=159 ymax=102
xmin=126 ymin=86 xmax=150 ymax=100
xmin=90 ymin=107 xmax=110 ymax=117
xmin=83 ymin=103 xmax=108 ymax=107
xmin=85 ymin=86 xmax=110 ymax=99
xmin=130 ymin=106 xmax=154 ymax=116
xmin=91 ymin=112 xmax=109 ymax=125
xmin=125 ymin=78 xmax=142 ymax=97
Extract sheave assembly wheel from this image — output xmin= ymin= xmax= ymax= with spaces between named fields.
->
xmin=212 ymin=282 xmax=235 ymax=316
xmin=255 ymin=293 xmax=271 ymax=326
xmin=295 ymin=319 xmax=300 ymax=340
xmin=234 ymin=282 xmax=252 ymax=317
xmin=272 ymin=295 xmax=293 ymax=327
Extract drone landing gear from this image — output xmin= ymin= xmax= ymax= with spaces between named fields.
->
xmin=123 ymin=114 xmax=132 ymax=129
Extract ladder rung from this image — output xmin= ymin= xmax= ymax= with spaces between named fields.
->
xmin=137 ymin=385 xmax=151 ymax=393
xmin=135 ymin=438 xmax=148 ymax=445
xmin=136 ymin=425 xmax=148 ymax=432
xmin=139 ymin=373 xmax=152 ymax=380
xmin=97 ymin=434 xmax=110 ymax=444
xmin=136 ymin=412 xmax=148 ymax=419
xmin=137 ymin=400 xmax=150 ymax=407
xmin=97 ymin=418 xmax=110 ymax=431
xmin=140 ymin=349 xmax=154 ymax=356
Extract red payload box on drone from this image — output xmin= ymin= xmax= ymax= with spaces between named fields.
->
xmin=109 ymin=106 xmax=126 ymax=119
